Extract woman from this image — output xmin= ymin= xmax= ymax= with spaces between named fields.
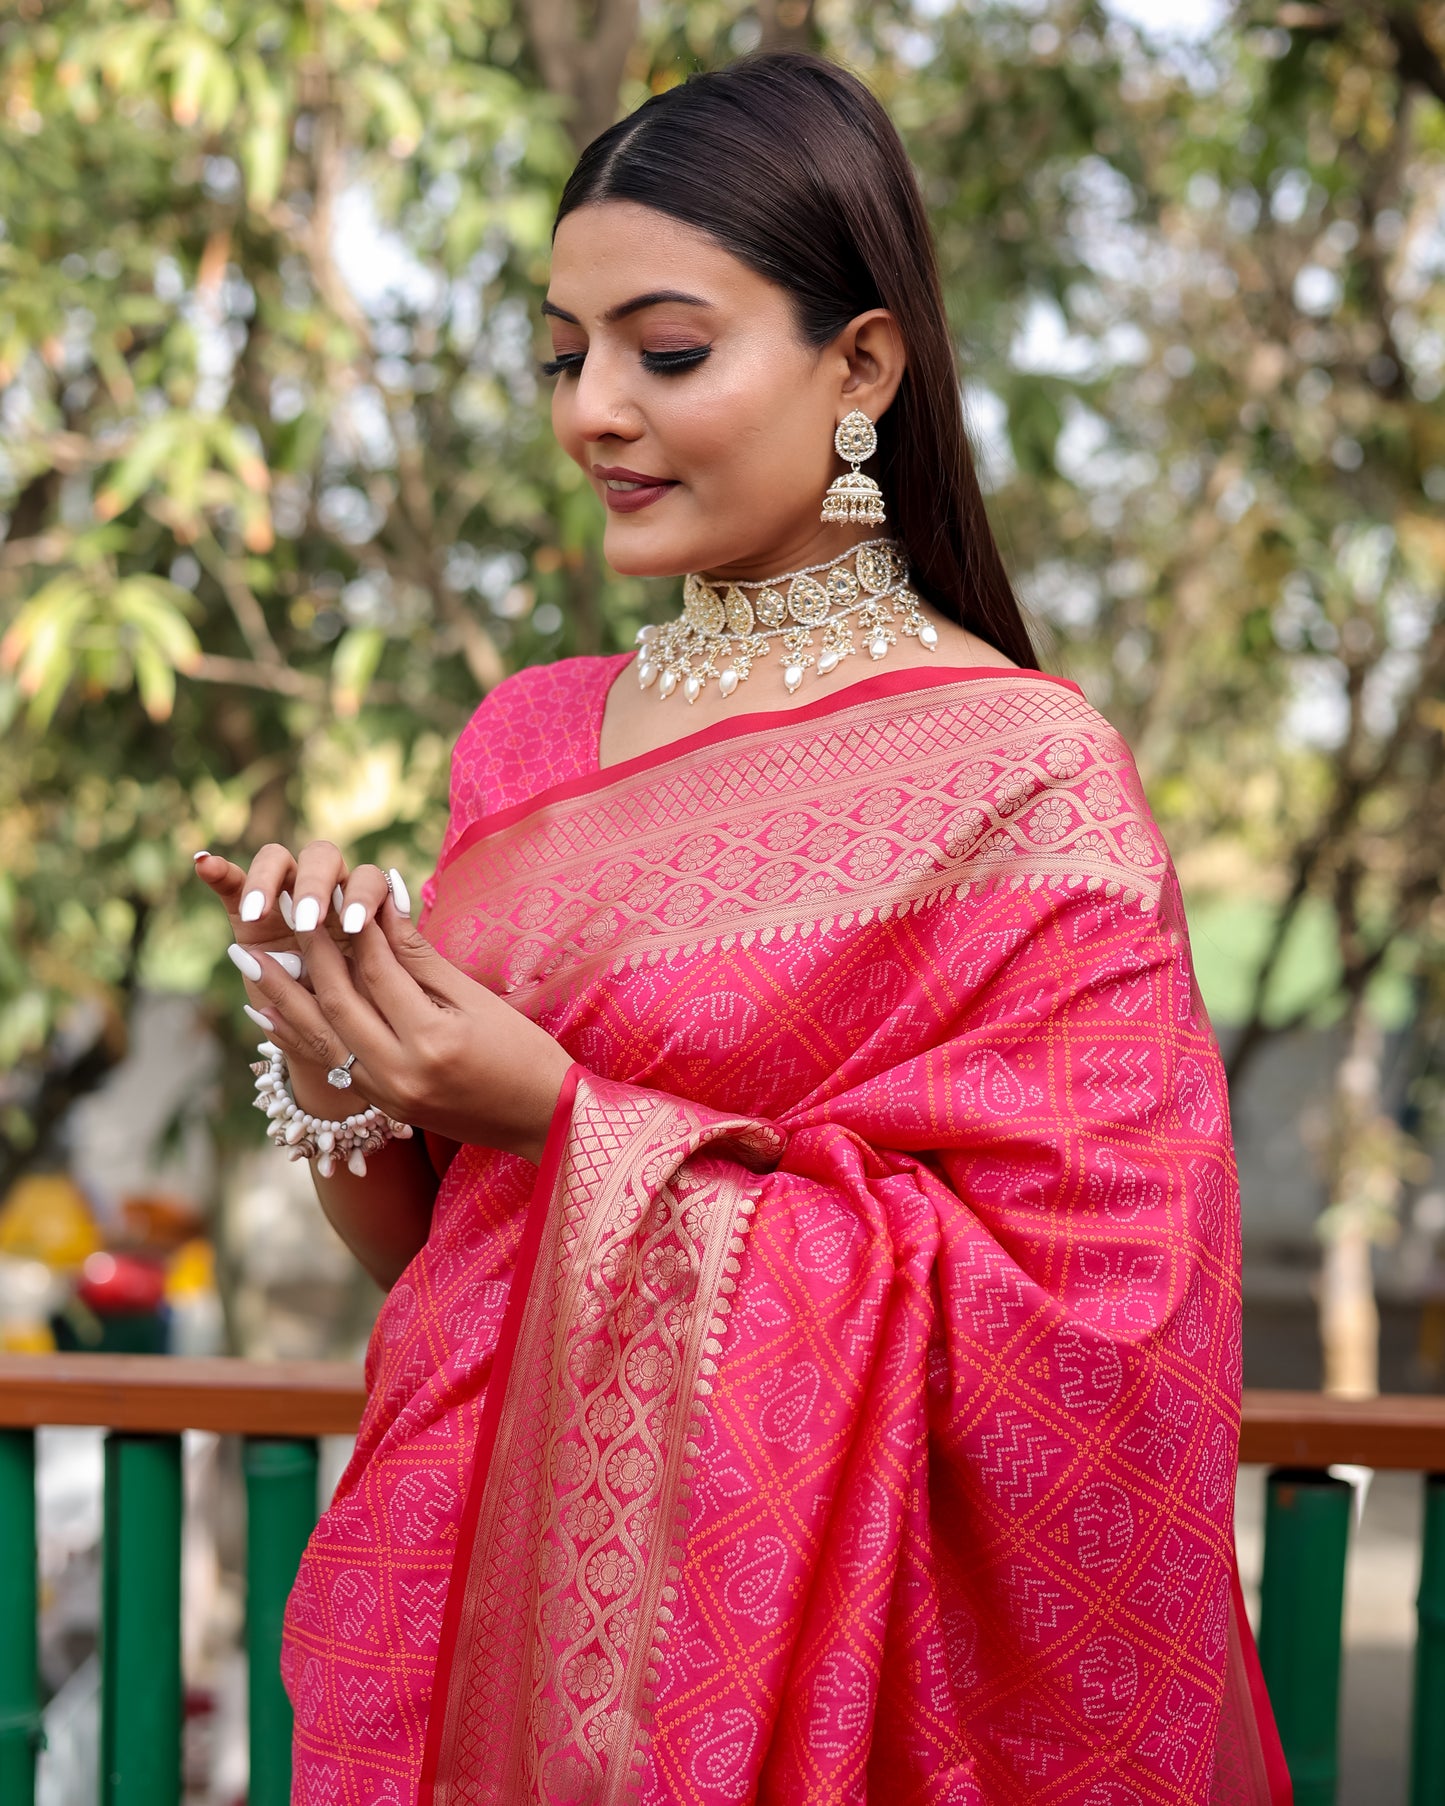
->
xmin=198 ymin=52 xmax=1290 ymax=1806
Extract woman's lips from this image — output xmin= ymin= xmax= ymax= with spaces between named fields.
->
xmin=593 ymin=466 xmax=678 ymax=514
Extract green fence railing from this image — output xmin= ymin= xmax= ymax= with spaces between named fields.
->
xmin=1 ymin=1364 xmax=1443 ymax=1804
xmin=0 ymin=1353 xmax=366 ymax=1806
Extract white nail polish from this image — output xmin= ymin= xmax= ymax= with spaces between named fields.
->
xmin=294 ymin=897 xmax=320 ymax=933
xmin=227 ymin=942 xmax=263 ymax=982
xmin=333 ymin=884 xmax=346 ymax=914
xmin=244 ymin=1004 xmax=275 ymax=1031
xmin=279 ymin=891 xmax=295 ymax=930
xmin=343 ymin=903 xmax=367 ymax=936
xmin=240 ymin=889 xmax=265 ymax=923
xmin=192 ymin=850 xmax=210 ymax=864
xmin=265 ymin=951 xmax=303 ymax=979
xmin=388 ymin=868 xmax=412 ymax=918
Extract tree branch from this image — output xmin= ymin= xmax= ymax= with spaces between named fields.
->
xmin=187 ymin=653 xmax=325 ymax=700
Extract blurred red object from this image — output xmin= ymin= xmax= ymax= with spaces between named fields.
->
xmin=77 ymin=1251 xmax=166 ymax=1316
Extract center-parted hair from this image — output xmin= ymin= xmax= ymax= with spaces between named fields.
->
xmin=554 ymin=51 xmax=1037 ymax=669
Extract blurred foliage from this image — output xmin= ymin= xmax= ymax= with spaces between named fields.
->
xmin=1 ymin=0 xmax=1444 ymax=1202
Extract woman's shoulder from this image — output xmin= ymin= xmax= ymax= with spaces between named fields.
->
xmin=448 ymin=652 xmax=631 ymax=815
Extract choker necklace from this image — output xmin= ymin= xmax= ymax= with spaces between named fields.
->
xmin=635 ymin=537 xmax=937 ymax=703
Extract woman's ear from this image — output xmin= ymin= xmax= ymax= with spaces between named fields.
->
xmin=835 ymin=308 xmax=906 ymax=422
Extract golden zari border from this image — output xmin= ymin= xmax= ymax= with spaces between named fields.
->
xmin=427 ymin=1075 xmax=782 ymax=1804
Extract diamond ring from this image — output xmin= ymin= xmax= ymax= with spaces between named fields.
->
xmin=327 ymin=1052 xmax=357 ymax=1090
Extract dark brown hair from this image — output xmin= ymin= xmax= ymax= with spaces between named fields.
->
xmin=554 ymin=51 xmax=1037 ymax=668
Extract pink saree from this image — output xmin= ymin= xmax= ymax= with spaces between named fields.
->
xmin=281 ymin=658 xmax=1291 ymax=1806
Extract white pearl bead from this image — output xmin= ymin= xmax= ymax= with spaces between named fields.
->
xmin=869 ymin=635 xmax=889 ymax=659
xmin=683 ymin=674 xmax=703 ymax=704
xmin=637 ymin=660 xmax=657 ymax=689
xmin=783 ymin=664 xmax=804 ymax=693
xmin=717 ymin=668 xmax=739 ymax=697
xmin=658 ymin=670 xmax=678 ymax=699
xmin=919 ymin=623 xmax=939 ymax=649
xmin=817 ymin=648 xmax=840 ymax=674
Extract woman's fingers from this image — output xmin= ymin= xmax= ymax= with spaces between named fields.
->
xmin=375 ymin=896 xmax=468 ymax=1004
xmin=233 ymin=937 xmax=391 ymax=1092
xmin=291 ymin=841 xmax=351 ymax=934
xmin=291 ymin=925 xmax=403 ymax=1073
xmin=337 ymin=865 xmax=391 ymax=938
xmin=195 ymin=848 xmax=301 ymax=949
xmin=234 ymin=844 xmax=299 ymax=929
xmin=193 ymin=851 xmax=248 ymax=914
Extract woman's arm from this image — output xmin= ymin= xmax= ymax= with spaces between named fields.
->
xmin=286 ymin=1053 xmax=444 ymax=1290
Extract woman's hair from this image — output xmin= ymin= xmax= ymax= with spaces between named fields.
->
xmin=554 ymin=51 xmax=1037 ymax=668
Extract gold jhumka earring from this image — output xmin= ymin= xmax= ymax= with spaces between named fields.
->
xmin=820 ymin=409 xmax=886 ymax=526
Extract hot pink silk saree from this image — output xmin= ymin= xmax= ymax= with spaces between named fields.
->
xmin=282 ymin=659 xmax=1291 ymax=1806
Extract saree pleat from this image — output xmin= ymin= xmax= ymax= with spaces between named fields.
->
xmin=282 ymin=664 xmax=1291 ymax=1806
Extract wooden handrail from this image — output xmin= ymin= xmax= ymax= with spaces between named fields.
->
xmin=0 ymin=1359 xmax=1442 ymax=1468
xmin=1239 ymin=1388 xmax=1445 ymax=1472
xmin=0 ymin=1354 xmax=365 ymax=1436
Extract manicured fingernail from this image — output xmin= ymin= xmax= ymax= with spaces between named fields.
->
xmin=279 ymin=890 xmax=295 ymax=930
xmin=333 ymin=884 xmax=346 ymax=913
xmin=388 ymin=869 xmax=412 ymax=918
xmin=227 ymin=942 xmax=263 ymax=982
xmin=192 ymin=850 xmax=210 ymax=864
xmin=240 ymin=889 xmax=265 ymax=923
xmin=265 ymin=951 xmax=303 ymax=979
xmin=342 ymin=902 xmax=367 ymax=936
xmin=243 ymin=1004 xmax=274 ymax=1031
xmin=294 ymin=897 xmax=321 ymax=933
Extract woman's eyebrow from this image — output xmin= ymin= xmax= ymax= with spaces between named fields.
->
xmin=541 ymin=290 xmax=714 ymax=326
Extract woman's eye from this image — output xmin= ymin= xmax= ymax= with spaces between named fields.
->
xmin=641 ymin=346 xmax=711 ymax=374
xmin=540 ymin=352 xmax=585 ymax=378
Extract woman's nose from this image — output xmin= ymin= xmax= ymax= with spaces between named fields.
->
xmin=568 ymin=352 xmax=642 ymax=445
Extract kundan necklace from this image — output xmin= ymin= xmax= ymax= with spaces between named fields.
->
xmin=634 ymin=537 xmax=938 ymax=703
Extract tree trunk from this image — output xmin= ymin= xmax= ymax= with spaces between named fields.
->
xmin=1317 ymin=1002 xmax=1396 ymax=1399
xmin=519 ymin=0 xmax=640 ymax=154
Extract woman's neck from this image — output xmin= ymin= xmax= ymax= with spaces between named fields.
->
xmin=699 ymin=523 xmax=878 ymax=586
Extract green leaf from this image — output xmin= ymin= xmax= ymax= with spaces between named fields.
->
xmin=111 ymin=576 xmax=203 ymax=672
xmin=239 ymin=54 xmax=288 ymax=210
xmin=331 ymin=627 xmax=386 ymax=717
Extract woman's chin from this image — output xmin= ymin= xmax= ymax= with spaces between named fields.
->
xmin=601 ymin=519 xmax=698 ymax=581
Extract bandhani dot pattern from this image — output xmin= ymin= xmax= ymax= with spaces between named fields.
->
xmin=282 ymin=660 xmax=1282 ymax=1806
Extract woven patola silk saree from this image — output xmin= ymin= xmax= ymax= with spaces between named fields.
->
xmin=281 ymin=659 xmax=1291 ymax=1806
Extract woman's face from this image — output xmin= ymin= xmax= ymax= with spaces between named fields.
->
xmin=545 ymin=201 xmax=900 ymax=581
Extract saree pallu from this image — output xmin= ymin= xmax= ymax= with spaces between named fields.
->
xmin=281 ymin=664 xmax=1291 ymax=1806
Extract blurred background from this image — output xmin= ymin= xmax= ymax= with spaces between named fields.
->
xmin=1 ymin=0 xmax=1443 ymax=1798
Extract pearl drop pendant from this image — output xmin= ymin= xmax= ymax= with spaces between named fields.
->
xmin=783 ymin=663 xmax=805 ymax=693
xmin=919 ymin=623 xmax=939 ymax=650
xmin=638 ymin=660 xmax=658 ymax=688
xmin=684 ymin=674 xmax=703 ymax=704
xmin=718 ymin=668 xmax=739 ymax=696
xmin=817 ymin=648 xmax=840 ymax=674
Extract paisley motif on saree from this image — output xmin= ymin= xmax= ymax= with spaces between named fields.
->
xmin=282 ymin=665 xmax=1289 ymax=1806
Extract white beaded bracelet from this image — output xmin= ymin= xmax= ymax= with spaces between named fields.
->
xmin=249 ymin=1041 xmax=413 ymax=1177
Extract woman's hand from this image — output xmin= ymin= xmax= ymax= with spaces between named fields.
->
xmin=221 ymin=858 xmax=573 ymax=1165
xmin=193 ymin=842 xmax=315 ymax=1037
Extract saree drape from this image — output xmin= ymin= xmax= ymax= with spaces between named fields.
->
xmin=281 ymin=661 xmax=1291 ymax=1806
